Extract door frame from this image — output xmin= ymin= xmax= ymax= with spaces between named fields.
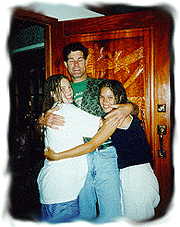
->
xmin=12 ymin=8 xmax=58 ymax=79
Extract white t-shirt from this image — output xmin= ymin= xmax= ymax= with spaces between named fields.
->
xmin=37 ymin=103 xmax=100 ymax=204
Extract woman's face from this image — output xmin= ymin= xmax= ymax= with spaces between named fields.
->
xmin=60 ymin=78 xmax=73 ymax=103
xmin=99 ymin=87 xmax=116 ymax=113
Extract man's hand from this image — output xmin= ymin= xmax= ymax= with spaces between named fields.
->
xmin=44 ymin=147 xmax=57 ymax=161
xmin=44 ymin=107 xmax=66 ymax=130
xmin=104 ymin=103 xmax=133 ymax=127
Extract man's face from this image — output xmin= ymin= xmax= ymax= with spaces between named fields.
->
xmin=64 ymin=50 xmax=87 ymax=83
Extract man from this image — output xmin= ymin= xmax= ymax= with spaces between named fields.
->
xmin=40 ymin=42 xmax=138 ymax=222
xmin=44 ymin=42 xmax=138 ymax=127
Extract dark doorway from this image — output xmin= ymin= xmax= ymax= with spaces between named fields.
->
xmin=8 ymin=20 xmax=45 ymax=221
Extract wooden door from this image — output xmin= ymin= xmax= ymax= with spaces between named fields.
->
xmin=52 ymin=10 xmax=171 ymax=218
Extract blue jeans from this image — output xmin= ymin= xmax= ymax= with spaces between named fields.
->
xmin=79 ymin=146 xmax=122 ymax=223
xmin=41 ymin=197 xmax=79 ymax=223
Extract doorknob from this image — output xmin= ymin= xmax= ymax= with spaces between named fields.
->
xmin=157 ymin=125 xmax=167 ymax=158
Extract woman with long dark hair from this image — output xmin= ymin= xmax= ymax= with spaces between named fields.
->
xmin=37 ymin=74 xmax=101 ymax=223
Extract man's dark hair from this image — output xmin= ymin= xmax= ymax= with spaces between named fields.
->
xmin=63 ymin=42 xmax=88 ymax=62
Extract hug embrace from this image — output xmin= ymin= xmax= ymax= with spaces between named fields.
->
xmin=37 ymin=42 xmax=160 ymax=223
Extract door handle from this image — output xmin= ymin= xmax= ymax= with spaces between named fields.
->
xmin=157 ymin=125 xmax=167 ymax=158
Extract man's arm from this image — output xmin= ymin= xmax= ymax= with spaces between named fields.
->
xmin=104 ymin=102 xmax=139 ymax=127
xmin=37 ymin=107 xmax=66 ymax=130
